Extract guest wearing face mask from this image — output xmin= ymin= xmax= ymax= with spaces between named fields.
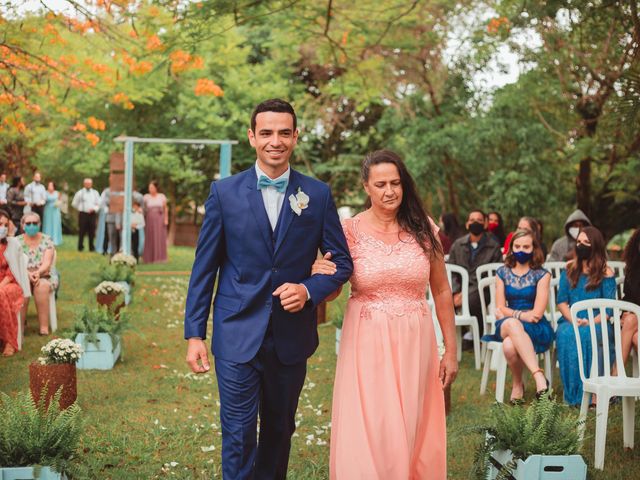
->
xmin=482 ymin=229 xmax=554 ymax=403
xmin=16 ymin=212 xmax=58 ymax=336
xmin=488 ymin=211 xmax=507 ymax=246
xmin=0 ymin=209 xmax=28 ymax=357
xmin=548 ymin=209 xmax=591 ymax=262
xmin=24 ymin=172 xmax=47 ymax=220
xmin=555 ymin=226 xmax=616 ymax=406
xmin=448 ymin=209 xmax=503 ymax=337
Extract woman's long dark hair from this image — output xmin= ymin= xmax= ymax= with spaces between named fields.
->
xmin=488 ymin=211 xmax=507 ymax=245
xmin=441 ymin=212 xmax=464 ymax=241
xmin=10 ymin=176 xmax=22 ymax=189
xmin=361 ymin=150 xmax=442 ymax=258
xmin=623 ymin=228 xmax=640 ymax=281
xmin=566 ymin=226 xmax=608 ymax=290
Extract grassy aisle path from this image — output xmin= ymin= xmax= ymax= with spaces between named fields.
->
xmin=1 ymin=235 xmax=638 ymax=478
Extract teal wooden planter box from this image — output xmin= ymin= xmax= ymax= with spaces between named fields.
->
xmin=116 ymin=281 xmax=131 ymax=305
xmin=75 ymin=333 xmax=121 ymax=370
xmin=0 ymin=466 xmax=67 ymax=480
xmin=489 ymin=449 xmax=587 ymax=480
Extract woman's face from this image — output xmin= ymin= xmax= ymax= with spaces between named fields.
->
xmin=363 ymin=163 xmax=403 ymax=214
xmin=512 ymin=234 xmax=533 ymax=253
xmin=517 ymin=219 xmax=532 ymax=231
xmin=576 ymin=231 xmax=591 ymax=247
xmin=0 ymin=215 xmax=9 ymax=228
xmin=47 ymin=182 xmax=54 ymax=191
xmin=148 ymin=183 xmax=157 ymax=195
xmin=23 ymin=214 xmax=40 ymax=237
xmin=488 ymin=213 xmax=500 ymax=225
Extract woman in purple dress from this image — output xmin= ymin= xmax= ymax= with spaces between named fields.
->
xmin=142 ymin=181 xmax=168 ymax=263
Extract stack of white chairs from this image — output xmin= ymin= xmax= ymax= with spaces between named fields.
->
xmin=571 ymin=299 xmax=640 ymax=470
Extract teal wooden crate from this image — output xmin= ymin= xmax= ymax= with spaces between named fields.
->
xmin=75 ymin=333 xmax=121 ymax=370
xmin=0 ymin=466 xmax=67 ymax=480
xmin=489 ymin=450 xmax=587 ymax=480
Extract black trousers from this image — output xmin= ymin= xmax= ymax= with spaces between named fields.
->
xmin=78 ymin=212 xmax=96 ymax=251
xmin=132 ymin=229 xmax=139 ymax=262
xmin=31 ymin=205 xmax=44 ymax=221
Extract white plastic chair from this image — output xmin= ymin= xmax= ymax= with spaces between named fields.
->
xmin=478 ymin=276 xmax=553 ymax=402
xmin=570 ymin=299 xmax=640 ymax=470
xmin=475 ymin=262 xmax=504 ymax=288
xmin=48 ymin=249 xmax=58 ymax=333
xmin=608 ymin=260 xmax=625 ymax=280
xmin=615 ymin=276 xmax=625 ymax=300
xmin=543 ymin=261 xmax=566 ymax=282
xmin=442 ymin=264 xmax=481 ymax=370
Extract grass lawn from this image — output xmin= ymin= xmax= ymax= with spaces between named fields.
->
xmin=1 ymin=235 xmax=638 ymax=479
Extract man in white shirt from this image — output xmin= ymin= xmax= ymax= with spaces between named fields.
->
xmin=24 ymin=171 xmax=47 ymax=219
xmin=71 ymin=178 xmax=101 ymax=252
xmin=0 ymin=173 xmax=8 ymax=206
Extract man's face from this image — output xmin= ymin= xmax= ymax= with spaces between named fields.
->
xmin=0 ymin=174 xmax=5 ymax=183
xmin=84 ymin=179 xmax=92 ymax=189
xmin=33 ymin=172 xmax=41 ymax=183
xmin=466 ymin=211 xmax=486 ymax=230
xmin=248 ymin=111 xmax=298 ymax=174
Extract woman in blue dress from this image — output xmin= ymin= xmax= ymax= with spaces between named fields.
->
xmin=42 ymin=181 xmax=62 ymax=246
xmin=485 ymin=229 xmax=554 ymax=403
xmin=556 ymin=226 xmax=616 ymax=406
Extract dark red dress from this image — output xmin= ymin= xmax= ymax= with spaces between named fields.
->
xmin=0 ymin=242 xmax=24 ymax=350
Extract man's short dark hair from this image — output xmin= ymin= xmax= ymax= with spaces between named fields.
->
xmin=468 ymin=209 xmax=487 ymax=221
xmin=251 ymin=99 xmax=297 ymax=132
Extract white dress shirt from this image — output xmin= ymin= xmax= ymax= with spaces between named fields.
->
xmin=255 ymin=163 xmax=290 ymax=231
xmin=24 ymin=181 xmax=47 ymax=206
xmin=71 ymin=188 xmax=101 ymax=213
xmin=0 ymin=181 xmax=8 ymax=204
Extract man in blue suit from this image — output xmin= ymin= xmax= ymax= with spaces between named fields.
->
xmin=184 ymin=99 xmax=353 ymax=479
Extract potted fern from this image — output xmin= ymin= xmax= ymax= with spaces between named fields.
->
xmin=70 ymin=305 xmax=129 ymax=370
xmin=470 ymin=394 xmax=587 ymax=480
xmin=94 ymin=263 xmax=134 ymax=305
xmin=0 ymin=389 xmax=82 ymax=480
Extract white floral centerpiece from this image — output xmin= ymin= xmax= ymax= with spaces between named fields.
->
xmin=110 ymin=253 xmax=137 ymax=268
xmin=94 ymin=281 xmax=125 ymax=296
xmin=38 ymin=338 xmax=83 ymax=365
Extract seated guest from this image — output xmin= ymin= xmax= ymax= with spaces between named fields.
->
xmin=440 ymin=212 xmax=464 ymax=255
xmin=448 ymin=209 xmax=503 ymax=336
xmin=484 ymin=229 xmax=553 ymax=403
xmin=548 ymin=209 xmax=591 ymax=261
xmin=0 ymin=209 xmax=28 ymax=356
xmin=556 ymin=226 xmax=616 ymax=406
xmin=617 ymin=228 xmax=640 ymax=374
xmin=16 ymin=212 xmax=58 ymax=336
xmin=488 ymin=211 xmax=507 ymax=246
xmin=502 ymin=216 xmax=546 ymax=257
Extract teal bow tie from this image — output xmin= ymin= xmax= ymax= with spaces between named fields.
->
xmin=257 ymin=175 xmax=288 ymax=193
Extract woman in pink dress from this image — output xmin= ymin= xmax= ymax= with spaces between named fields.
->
xmin=316 ymin=150 xmax=458 ymax=479
xmin=143 ymin=181 xmax=168 ymax=263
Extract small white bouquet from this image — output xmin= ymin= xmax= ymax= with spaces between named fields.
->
xmin=38 ymin=338 xmax=83 ymax=365
xmin=94 ymin=281 xmax=125 ymax=295
xmin=110 ymin=253 xmax=137 ymax=268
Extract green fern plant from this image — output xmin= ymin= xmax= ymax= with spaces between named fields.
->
xmin=89 ymin=262 xmax=134 ymax=286
xmin=469 ymin=394 xmax=584 ymax=479
xmin=67 ymin=305 xmax=130 ymax=351
xmin=0 ymin=389 xmax=82 ymax=472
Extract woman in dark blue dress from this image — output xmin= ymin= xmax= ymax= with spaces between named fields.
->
xmin=486 ymin=229 xmax=554 ymax=403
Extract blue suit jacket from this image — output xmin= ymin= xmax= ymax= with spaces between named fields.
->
xmin=184 ymin=167 xmax=353 ymax=365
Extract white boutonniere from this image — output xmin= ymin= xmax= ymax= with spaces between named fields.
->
xmin=289 ymin=188 xmax=309 ymax=216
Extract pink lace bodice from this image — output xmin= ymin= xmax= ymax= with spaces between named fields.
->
xmin=343 ymin=215 xmax=434 ymax=315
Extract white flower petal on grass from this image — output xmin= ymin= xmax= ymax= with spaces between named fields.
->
xmin=200 ymin=445 xmax=216 ymax=452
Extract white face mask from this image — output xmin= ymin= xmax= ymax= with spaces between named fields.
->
xmin=569 ymin=227 xmax=580 ymax=240
xmin=0 ymin=226 xmax=7 ymax=239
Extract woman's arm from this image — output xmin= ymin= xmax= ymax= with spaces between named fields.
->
xmin=430 ymin=251 xmax=458 ymax=388
xmin=494 ymin=276 xmax=511 ymax=319
xmin=163 ymin=195 xmax=169 ymax=226
xmin=38 ymin=247 xmax=54 ymax=276
xmin=521 ymin=272 xmax=550 ymax=323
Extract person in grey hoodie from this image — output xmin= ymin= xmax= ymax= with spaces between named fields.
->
xmin=548 ymin=209 xmax=591 ymax=261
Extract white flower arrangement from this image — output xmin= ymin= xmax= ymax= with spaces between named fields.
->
xmin=38 ymin=338 xmax=83 ymax=365
xmin=110 ymin=253 xmax=137 ymax=268
xmin=94 ymin=281 xmax=125 ymax=295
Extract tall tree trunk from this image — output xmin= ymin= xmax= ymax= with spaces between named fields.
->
xmin=576 ymin=158 xmax=591 ymax=217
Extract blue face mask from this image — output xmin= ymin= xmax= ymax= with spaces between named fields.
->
xmin=513 ymin=251 xmax=533 ymax=264
xmin=24 ymin=224 xmax=40 ymax=237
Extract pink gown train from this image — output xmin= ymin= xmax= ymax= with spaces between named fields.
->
xmin=330 ymin=215 xmax=446 ymax=479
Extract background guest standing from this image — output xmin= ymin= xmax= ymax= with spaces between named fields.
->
xmin=24 ymin=172 xmax=47 ymax=219
xmin=130 ymin=199 xmax=145 ymax=262
xmin=6 ymin=176 xmax=26 ymax=233
xmin=42 ymin=181 xmax=63 ymax=246
xmin=142 ymin=181 xmax=168 ymax=263
xmin=0 ymin=173 xmax=8 ymax=208
xmin=71 ymin=178 xmax=101 ymax=252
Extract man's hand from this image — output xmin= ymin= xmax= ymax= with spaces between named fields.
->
xmin=273 ymin=283 xmax=308 ymax=313
xmin=452 ymin=292 xmax=462 ymax=308
xmin=439 ymin=350 xmax=458 ymax=389
xmin=186 ymin=338 xmax=210 ymax=374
